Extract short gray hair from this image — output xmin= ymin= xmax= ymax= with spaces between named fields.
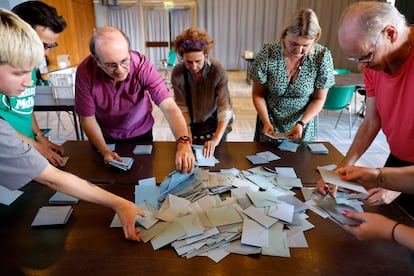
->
xmin=340 ymin=1 xmax=407 ymax=44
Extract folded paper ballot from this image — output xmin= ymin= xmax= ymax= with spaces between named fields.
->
xmin=307 ymin=143 xmax=329 ymax=155
xmin=49 ymin=191 xmax=79 ymax=205
xmin=109 ymin=157 xmax=134 ymax=171
xmin=265 ymin=132 xmax=288 ymax=141
xmin=318 ymin=167 xmax=368 ymax=194
xmin=317 ymin=200 xmax=362 ymax=226
xmin=31 ymin=205 xmax=73 ymax=227
xmin=133 ymin=145 xmax=153 ymax=155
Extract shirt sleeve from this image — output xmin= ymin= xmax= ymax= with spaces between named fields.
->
xmin=248 ymin=43 xmax=270 ymax=84
xmin=0 ymin=120 xmax=48 ymax=190
xmin=75 ymin=57 xmax=96 ymax=117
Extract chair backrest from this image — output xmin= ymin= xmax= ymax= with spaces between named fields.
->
xmin=334 ymin=68 xmax=351 ymax=75
xmin=323 ymin=85 xmax=355 ymax=111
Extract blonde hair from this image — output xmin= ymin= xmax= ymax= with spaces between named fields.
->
xmin=0 ymin=8 xmax=43 ymax=69
xmin=280 ymin=8 xmax=321 ymax=53
xmin=173 ymin=27 xmax=214 ymax=57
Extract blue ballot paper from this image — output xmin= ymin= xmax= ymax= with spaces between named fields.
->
xmin=49 ymin=191 xmax=79 ymax=205
xmin=109 ymin=157 xmax=134 ymax=171
xmin=278 ymin=141 xmax=300 ymax=152
xmin=133 ymin=145 xmax=153 ymax=155
xmin=158 ymin=168 xmax=200 ymax=201
xmin=31 ymin=205 xmax=73 ymax=228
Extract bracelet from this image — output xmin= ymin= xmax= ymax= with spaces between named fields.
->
xmin=296 ymin=120 xmax=306 ymax=128
xmin=391 ymin=222 xmax=400 ymax=242
xmin=377 ymin=168 xmax=385 ymax=187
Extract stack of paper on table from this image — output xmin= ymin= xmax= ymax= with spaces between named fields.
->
xmin=108 ymin=162 xmax=366 ymax=263
xmin=307 ymin=143 xmax=329 ymax=155
xmin=49 ymin=191 xmax=79 ymax=204
xmin=31 ymin=205 xmax=73 ymax=227
xmin=133 ymin=145 xmax=153 ymax=155
xmin=109 ymin=157 xmax=134 ymax=171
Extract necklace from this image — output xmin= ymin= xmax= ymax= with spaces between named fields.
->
xmin=286 ymin=55 xmax=305 ymax=84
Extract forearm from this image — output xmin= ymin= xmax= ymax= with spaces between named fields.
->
xmin=301 ymin=94 xmax=326 ymax=124
xmin=35 ymin=165 xmax=126 ymax=209
xmin=340 ymin=120 xmax=380 ymax=167
xmin=393 ymin=223 xmax=414 ymax=251
xmin=31 ymin=113 xmax=43 ymax=137
xmin=80 ymin=117 xmax=111 ymax=155
xmin=378 ymin=166 xmax=414 ymax=194
xmin=212 ymin=119 xmax=230 ymax=143
xmin=160 ymin=98 xmax=189 ymax=139
xmin=252 ymin=84 xmax=271 ymax=125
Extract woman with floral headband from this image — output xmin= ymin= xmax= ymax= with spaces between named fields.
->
xmin=171 ymin=27 xmax=233 ymax=157
xmin=250 ymin=8 xmax=334 ymax=142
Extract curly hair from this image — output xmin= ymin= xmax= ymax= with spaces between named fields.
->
xmin=173 ymin=27 xmax=214 ymax=57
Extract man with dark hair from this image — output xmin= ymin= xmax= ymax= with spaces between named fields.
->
xmin=0 ymin=1 xmax=67 ymax=167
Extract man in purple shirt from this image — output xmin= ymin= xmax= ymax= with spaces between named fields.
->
xmin=75 ymin=26 xmax=194 ymax=174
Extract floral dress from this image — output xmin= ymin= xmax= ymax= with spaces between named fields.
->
xmin=249 ymin=42 xmax=335 ymax=142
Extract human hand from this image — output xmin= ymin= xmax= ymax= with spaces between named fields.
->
xmin=316 ymin=177 xmax=339 ymax=198
xmin=115 ymin=199 xmax=146 ymax=241
xmin=342 ymin=210 xmax=397 ymax=241
xmin=37 ymin=134 xmax=65 ymax=156
xmin=35 ymin=141 xmax=64 ymax=166
xmin=175 ymin=142 xmax=195 ymax=174
xmin=286 ymin=124 xmax=303 ymax=140
xmin=363 ymin=188 xmax=401 ymax=205
xmin=103 ymin=151 xmax=122 ymax=165
xmin=203 ymin=139 xmax=219 ymax=158
xmin=261 ymin=123 xmax=276 ymax=137
xmin=337 ymin=166 xmax=380 ymax=190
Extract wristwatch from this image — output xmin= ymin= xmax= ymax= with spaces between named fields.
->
xmin=177 ymin=135 xmax=192 ymax=144
xmin=296 ymin=120 xmax=306 ymax=128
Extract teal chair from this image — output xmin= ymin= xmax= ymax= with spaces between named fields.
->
xmin=159 ymin=49 xmax=177 ymax=86
xmin=334 ymin=68 xmax=351 ymax=75
xmin=321 ymin=85 xmax=356 ymax=138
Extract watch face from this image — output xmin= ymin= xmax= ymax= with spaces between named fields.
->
xmin=178 ymin=136 xmax=191 ymax=143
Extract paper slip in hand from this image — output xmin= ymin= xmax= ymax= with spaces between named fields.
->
xmin=109 ymin=157 xmax=134 ymax=171
xmin=318 ymin=167 xmax=368 ymax=194
xmin=317 ymin=200 xmax=362 ymax=226
xmin=265 ymin=132 xmax=287 ymax=140
xmin=58 ymin=156 xmax=70 ymax=167
xmin=133 ymin=145 xmax=153 ymax=155
xmin=31 ymin=205 xmax=73 ymax=227
xmin=307 ymin=143 xmax=329 ymax=155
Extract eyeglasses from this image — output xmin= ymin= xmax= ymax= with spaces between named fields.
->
xmin=101 ymin=56 xmax=131 ymax=72
xmin=43 ymin=42 xmax=58 ymax=50
xmin=347 ymin=30 xmax=383 ymax=63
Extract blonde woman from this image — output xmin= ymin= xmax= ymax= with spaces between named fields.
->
xmin=250 ymin=8 xmax=334 ymax=142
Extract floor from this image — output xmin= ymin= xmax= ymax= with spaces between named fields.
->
xmin=34 ymin=70 xmax=389 ymax=168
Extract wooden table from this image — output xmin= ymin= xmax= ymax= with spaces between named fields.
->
xmin=60 ymin=141 xmax=345 ymax=185
xmin=1 ymin=141 xmax=413 ymax=275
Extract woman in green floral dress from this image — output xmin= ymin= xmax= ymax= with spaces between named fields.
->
xmin=250 ymin=8 xmax=335 ymax=142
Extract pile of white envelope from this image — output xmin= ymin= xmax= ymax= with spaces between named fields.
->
xmin=111 ymin=165 xmax=364 ymax=263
